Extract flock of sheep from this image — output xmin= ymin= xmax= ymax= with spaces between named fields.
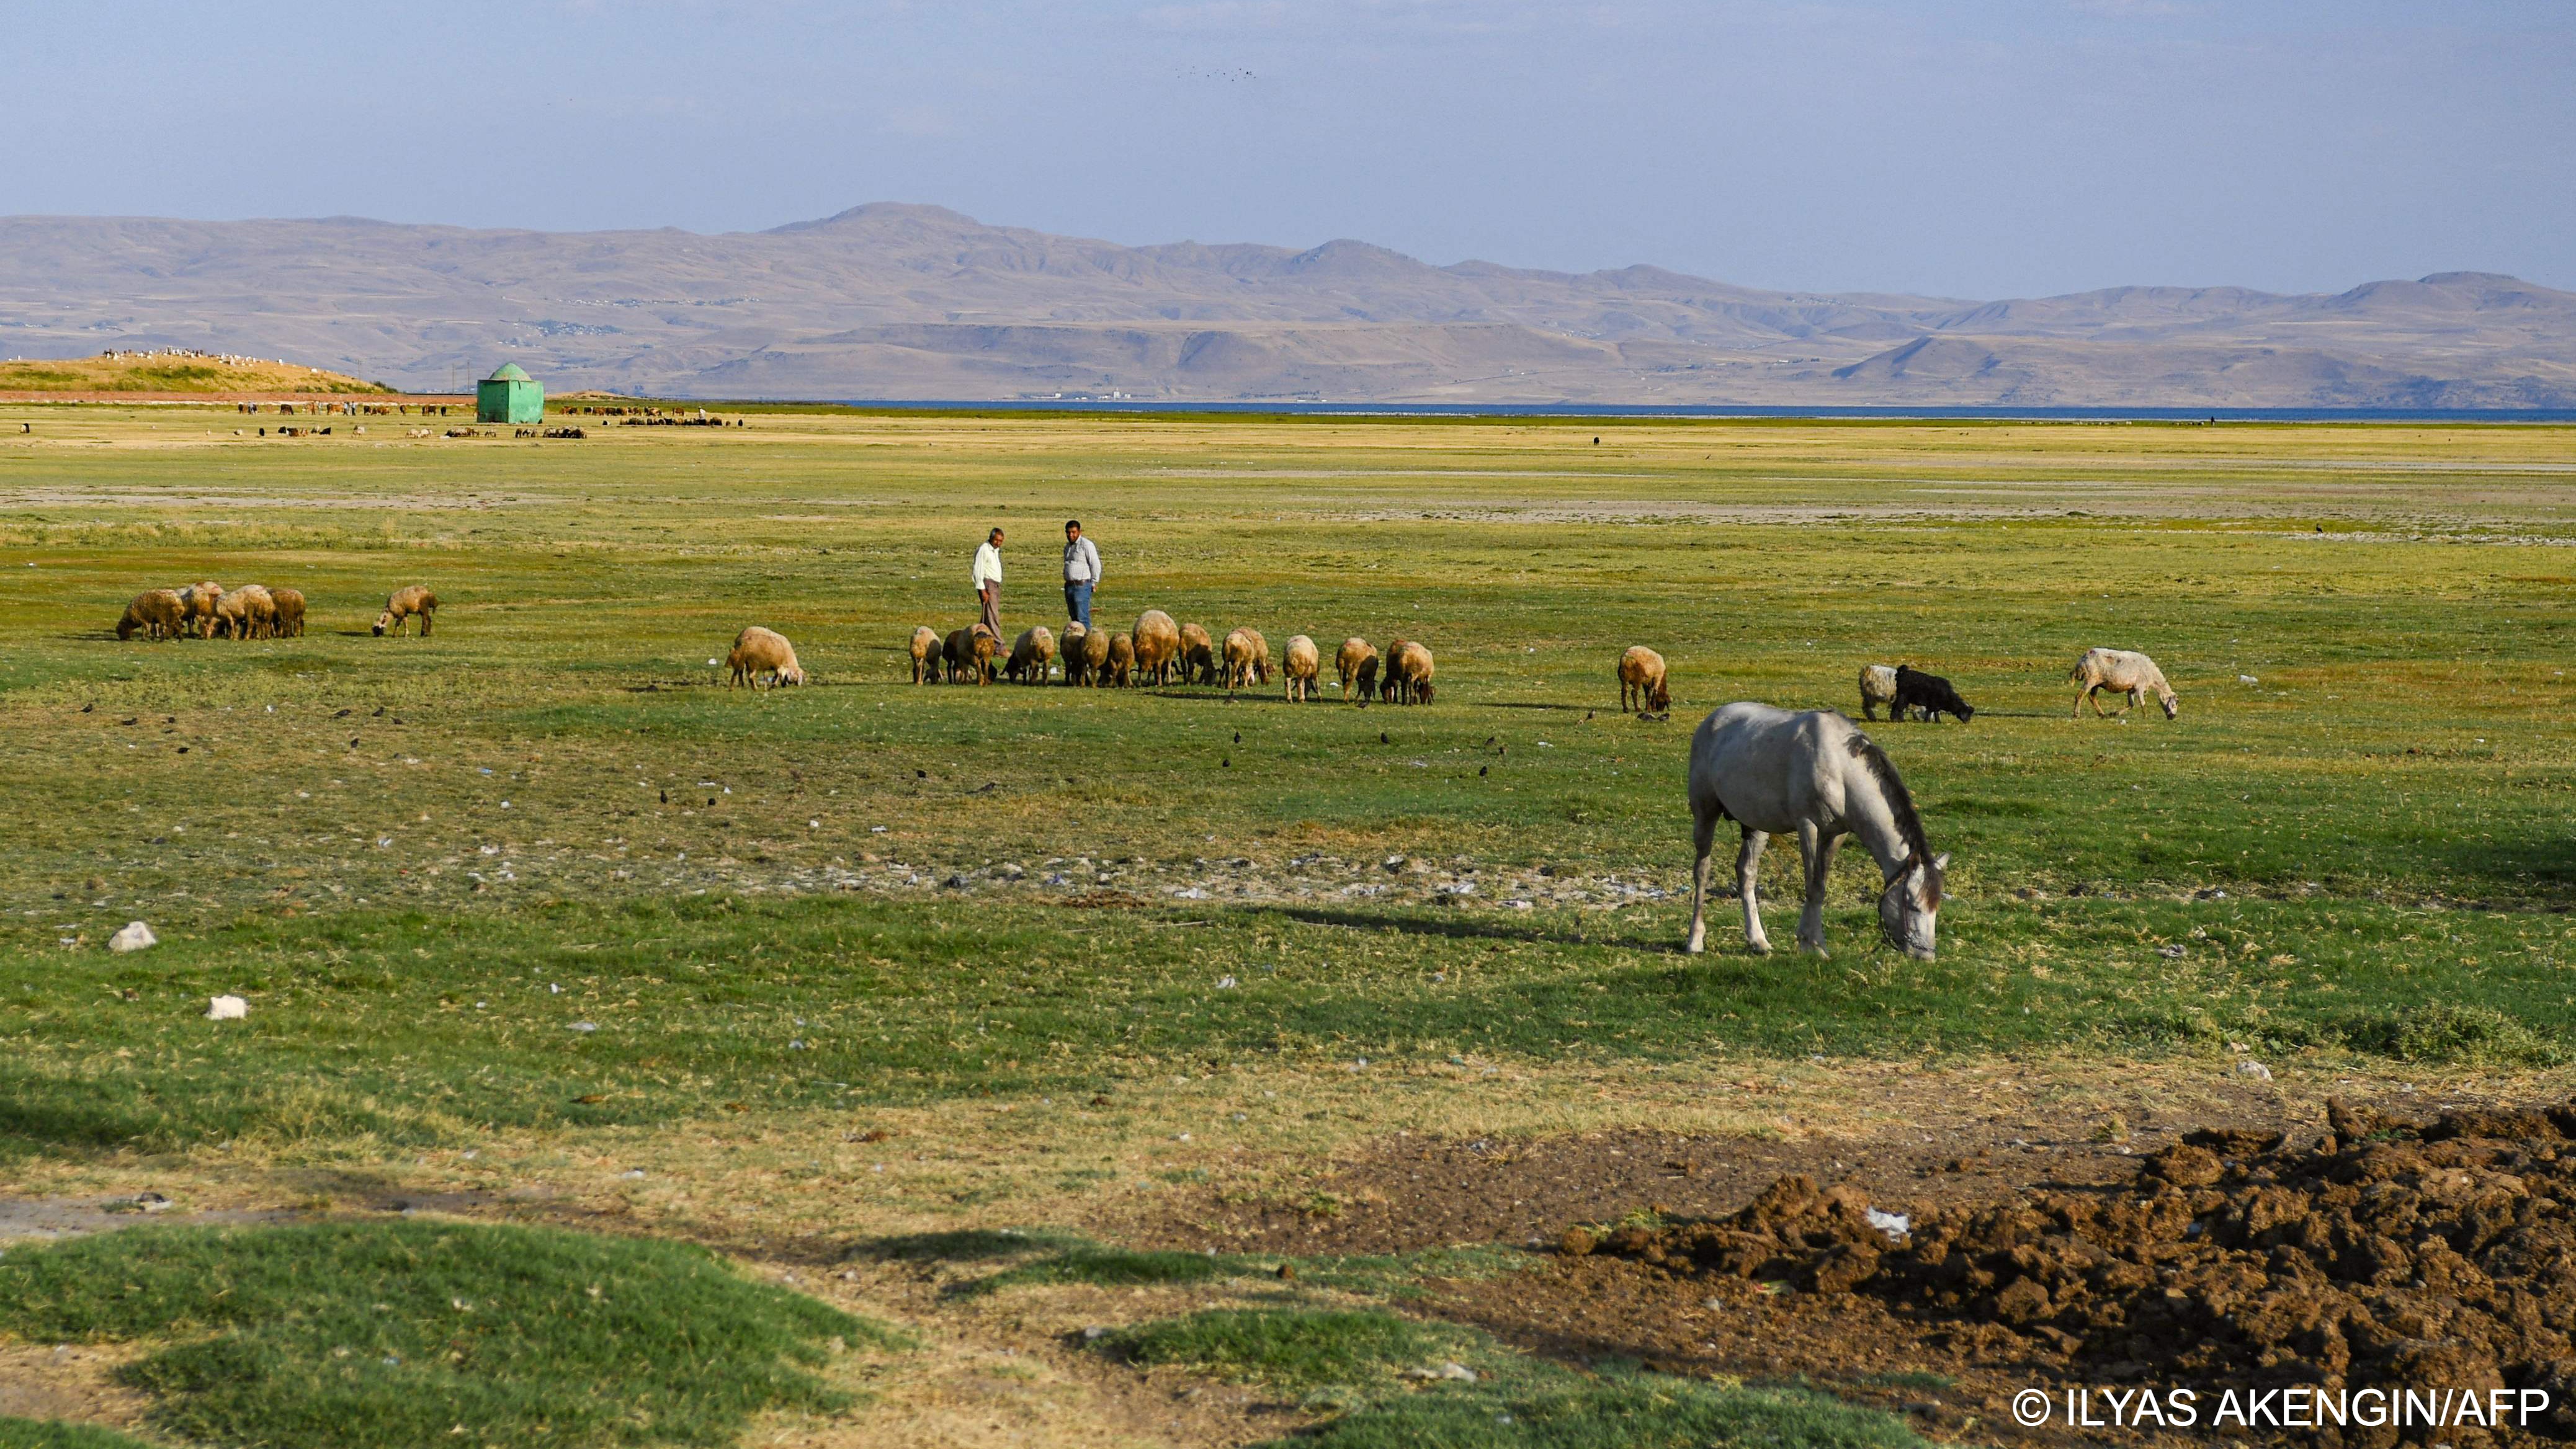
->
xmin=883 ymin=610 xmax=1439 ymax=703
xmin=117 ymin=577 xmax=2180 ymax=728
xmin=112 ymin=582 xmax=437 ymax=641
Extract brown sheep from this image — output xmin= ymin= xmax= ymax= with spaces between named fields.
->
xmin=910 ymin=626 xmax=942 ymax=684
xmin=176 ymin=582 xmax=223 ymax=639
xmin=1336 ymin=638 xmax=1379 ymax=703
xmin=1178 ymin=622 xmax=1217 ymax=685
xmin=1106 ymin=631 xmax=1136 ymax=687
xmin=1385 ymin=640 xmax=1435 ymax=705
xmin=1077 ymin=622 xmax=1113 ymax=685
xmin=1130 ymin=610 xmax=1180 ymax=685
xmin=1006 ymin=625 xmax=1057 ymax=684
xmin=1618 ymin=646 xmax=1670 ymax=714
xmin=944 ymin=625 xmax=999 ymax=684
xmin=373 ymin=585 xmax=437 ymax=636
xmin=1282 ymin=635 xmax=1321 ymax=702
xmin=727 ymin=625 xmax=806 ymax=688
xmin=269 ymin=587 xmax=306 ymax=638
xmin=215 ymin=584 xmax=276 ymax=640
xmin=117 ymin=588 xmax=185 ymax=641
xmin=1060 ymin=622 xmax=1091 ymax=685
xmin=1222 ymin=626 xmax=1271 ymax=691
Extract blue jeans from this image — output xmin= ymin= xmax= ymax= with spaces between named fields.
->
xmin=1063 ymin=580 xmax=1093 ymax=628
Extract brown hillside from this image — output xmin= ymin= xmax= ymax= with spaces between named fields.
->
xmin=0 ymin=349 xmax=390 ymax=395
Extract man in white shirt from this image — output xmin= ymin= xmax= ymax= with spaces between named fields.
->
xmin=972 ymin=527 xmax=1004 ymax=638
xmin=1061 ymin=519 xmax=1101 ymax=628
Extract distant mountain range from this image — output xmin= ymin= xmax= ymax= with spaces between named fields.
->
xmin=2 ymin=203 xmax=2571 ymax=407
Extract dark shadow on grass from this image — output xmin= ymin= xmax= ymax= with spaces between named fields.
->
xmin=1263 ymin=904 xmax=1682 ymax=953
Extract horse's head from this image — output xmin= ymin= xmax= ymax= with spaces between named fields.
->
xmin=1879 ymin=852 xmax=1949 ymax=960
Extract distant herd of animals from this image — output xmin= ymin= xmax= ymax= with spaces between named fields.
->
xmin=107 ymin=580 xmax=2188 ymax=965
xmin=888 ymin=611 xmax=1438 ymax=705
xmin=114 ymin=582 xmax=435 ymax=640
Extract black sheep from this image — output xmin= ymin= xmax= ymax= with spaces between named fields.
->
xmin=1892 ymin=664 xmax=1974 ymax=722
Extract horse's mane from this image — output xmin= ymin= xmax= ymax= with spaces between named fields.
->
xmin=1845 ymin=731 xmax=1934 ymax=875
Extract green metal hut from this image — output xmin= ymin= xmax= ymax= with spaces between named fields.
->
xmin=475 ymin=362 xmax=543 ymax=424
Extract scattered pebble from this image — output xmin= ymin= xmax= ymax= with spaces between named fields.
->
xmin=2236 ymin=1059 xmax=2274 ymax=1081
xmin=109 ymin=921 xmax=156 ymax=953
xmin=205 ymin=995 xmax=247 ymax=1020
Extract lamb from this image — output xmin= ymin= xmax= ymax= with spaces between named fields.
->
xmin=1282 ymin=635 xmax=1321 ymax=702
xmin=1106 ymin=632 xmax=1136 ymax=687
xmin=1222 ymin=626 xmax=1271 ymax=691
xmin=268 ymin=587 xmax=306 ymax=638
xmin=373 ymin=585 xmax=437 ymax=637
xmin=176 ymin=582 xmax=223 ymax=639
xmin=1385 ymin=640 xmax=1435 ymax=705
xmin=1130 ymin=610 xmax=1180 ymax=686
xmin=1892 ymin=664 xmax=1974 ymax=723
xmin=117 ymin=588 xmax=184 ymax=641
xmin=944 ymin=625 xmax=999 ymax=684
xmin=1858 ymin=664 xmax=1898 ymax=721
xmin=1617 ymin=646 xmax=1670 ymax=714
xmin=1006 ymin=625 xmax=1057 ymax=684
xmin=1336 ymin=638 xmax=1378 ymax=703
xmin=1178 ymin=622 xmax=1217 ymax=686
xmin=215 ymin=584 xmax=276 ymax=639
xmin=2069 ymin=647 xmax=2178 ymax=720
xmin=726 ymin=625 xmax=806 ymax=688
xmin=910 ymin=626 xmax=941 ymax=684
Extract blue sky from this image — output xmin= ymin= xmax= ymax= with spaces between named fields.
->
xmin=9 ymin=1 xmax=2570 ymax=298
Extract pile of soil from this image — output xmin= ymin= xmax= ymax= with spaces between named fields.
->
xmin=1566 ymin=1099 xmax=2576 ymax=1441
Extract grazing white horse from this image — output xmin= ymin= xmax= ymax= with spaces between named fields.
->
xmin=1684 ymin=704 xmax=1949 ymax=960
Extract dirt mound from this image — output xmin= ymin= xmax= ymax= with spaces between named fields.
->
xmin=1569 ymin=1099 xmax=2576 ymax=1443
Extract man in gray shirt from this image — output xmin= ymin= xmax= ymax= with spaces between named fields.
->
xmin=1062 ymin=519 xmax=1101 ymax=628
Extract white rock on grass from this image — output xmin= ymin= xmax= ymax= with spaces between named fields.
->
xmin=205 ymin=996 xmax=248 ymax=1020
xmin=2235 ymin=1059 xmax=2274 ymax=1081
xmin=108 ymin=921 xmax=156 ymax=953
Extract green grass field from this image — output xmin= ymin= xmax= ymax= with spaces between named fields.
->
xmin=3 ymin=404 xmax=2574 ymax=1445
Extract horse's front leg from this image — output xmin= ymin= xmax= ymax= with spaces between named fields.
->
xmin=1736 ymin=828 xmax=1772 ymax=955
xmin=1684 ymin=805 xmax=1718 ymax=954
xmin=1796 ymin=823 xmax=1842 ymax=956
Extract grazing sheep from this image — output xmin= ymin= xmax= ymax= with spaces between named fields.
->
xmin=1106 ymin=631 xmax=1135 ymax=687
xmin=944 ymin=625 xmax=999 ymax=685
xmin=1858 ymin=664 xmax=1898 ymax=721
xmin=117 ymin=588 xmax=184 ymax=641
xmin=1282 ymin=635 xmax=1321 ymax=702
xmin=1385 ymin=640 xmax=1435 ymax=705
xmin=1336 ymin=638 xmax=1378 ymax=703
xmin=1354 ymin=653 xmax=1380 ymax=703
xmin=1892 ymin=664 xmax=1974 ymax=723
xmin=1006 ymin=625 xmax=1057 ymax=684
xmin=2069 ymin=647 xmax=2178 ymax=720
xmin=1178 ymin=622 xmax=1217 ymax=685
xmin=176 ymin=582 xmax=223 ymax=639
xmin=727 ymin=625 xmax=806 ymax=688
xmin=910 ymin=626 xmax=941 ymax=684
xmin=215 ymin=584 xmax=276 ymax=640
xmin=1060 ymin=622 xmax=1093 ymax=686
xmin=268 ymin=587 xmax=306 ymax=638
xmin=1074 ymin=621 xmax=1114 ymax=686
xmin=1618 ymin=646 xmax=1670 ymax=714
xmin=373 ymin=585 xmax=437 ymax=637
xmin=1222 ymin=626 xmax=1271 ymax=691
xmin=1131 ymin=610 xmax=1180 ymax=686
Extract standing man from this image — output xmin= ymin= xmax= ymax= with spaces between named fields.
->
xmin=1061 ymin=519 xmax=1101 ymax=629
xmin=972 ymin=526 xmax=1004 ymax=639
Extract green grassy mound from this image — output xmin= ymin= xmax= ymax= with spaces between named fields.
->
xmin=1101 ymin=1308 xmax=1450 ymax=1391
xmin=0 ymin=1221 xmax=892 ymax=1449
xmin=0 ymin=1420 xmax=160 ymax=1449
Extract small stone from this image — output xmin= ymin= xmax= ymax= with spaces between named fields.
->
xmin=205 ymin=995 xmax=247 ymax=1020
xmin=2236 ymin=1059 xmax=2274 ymax=1081
xmin=109 ymin=921 xmax=156 ymax=953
